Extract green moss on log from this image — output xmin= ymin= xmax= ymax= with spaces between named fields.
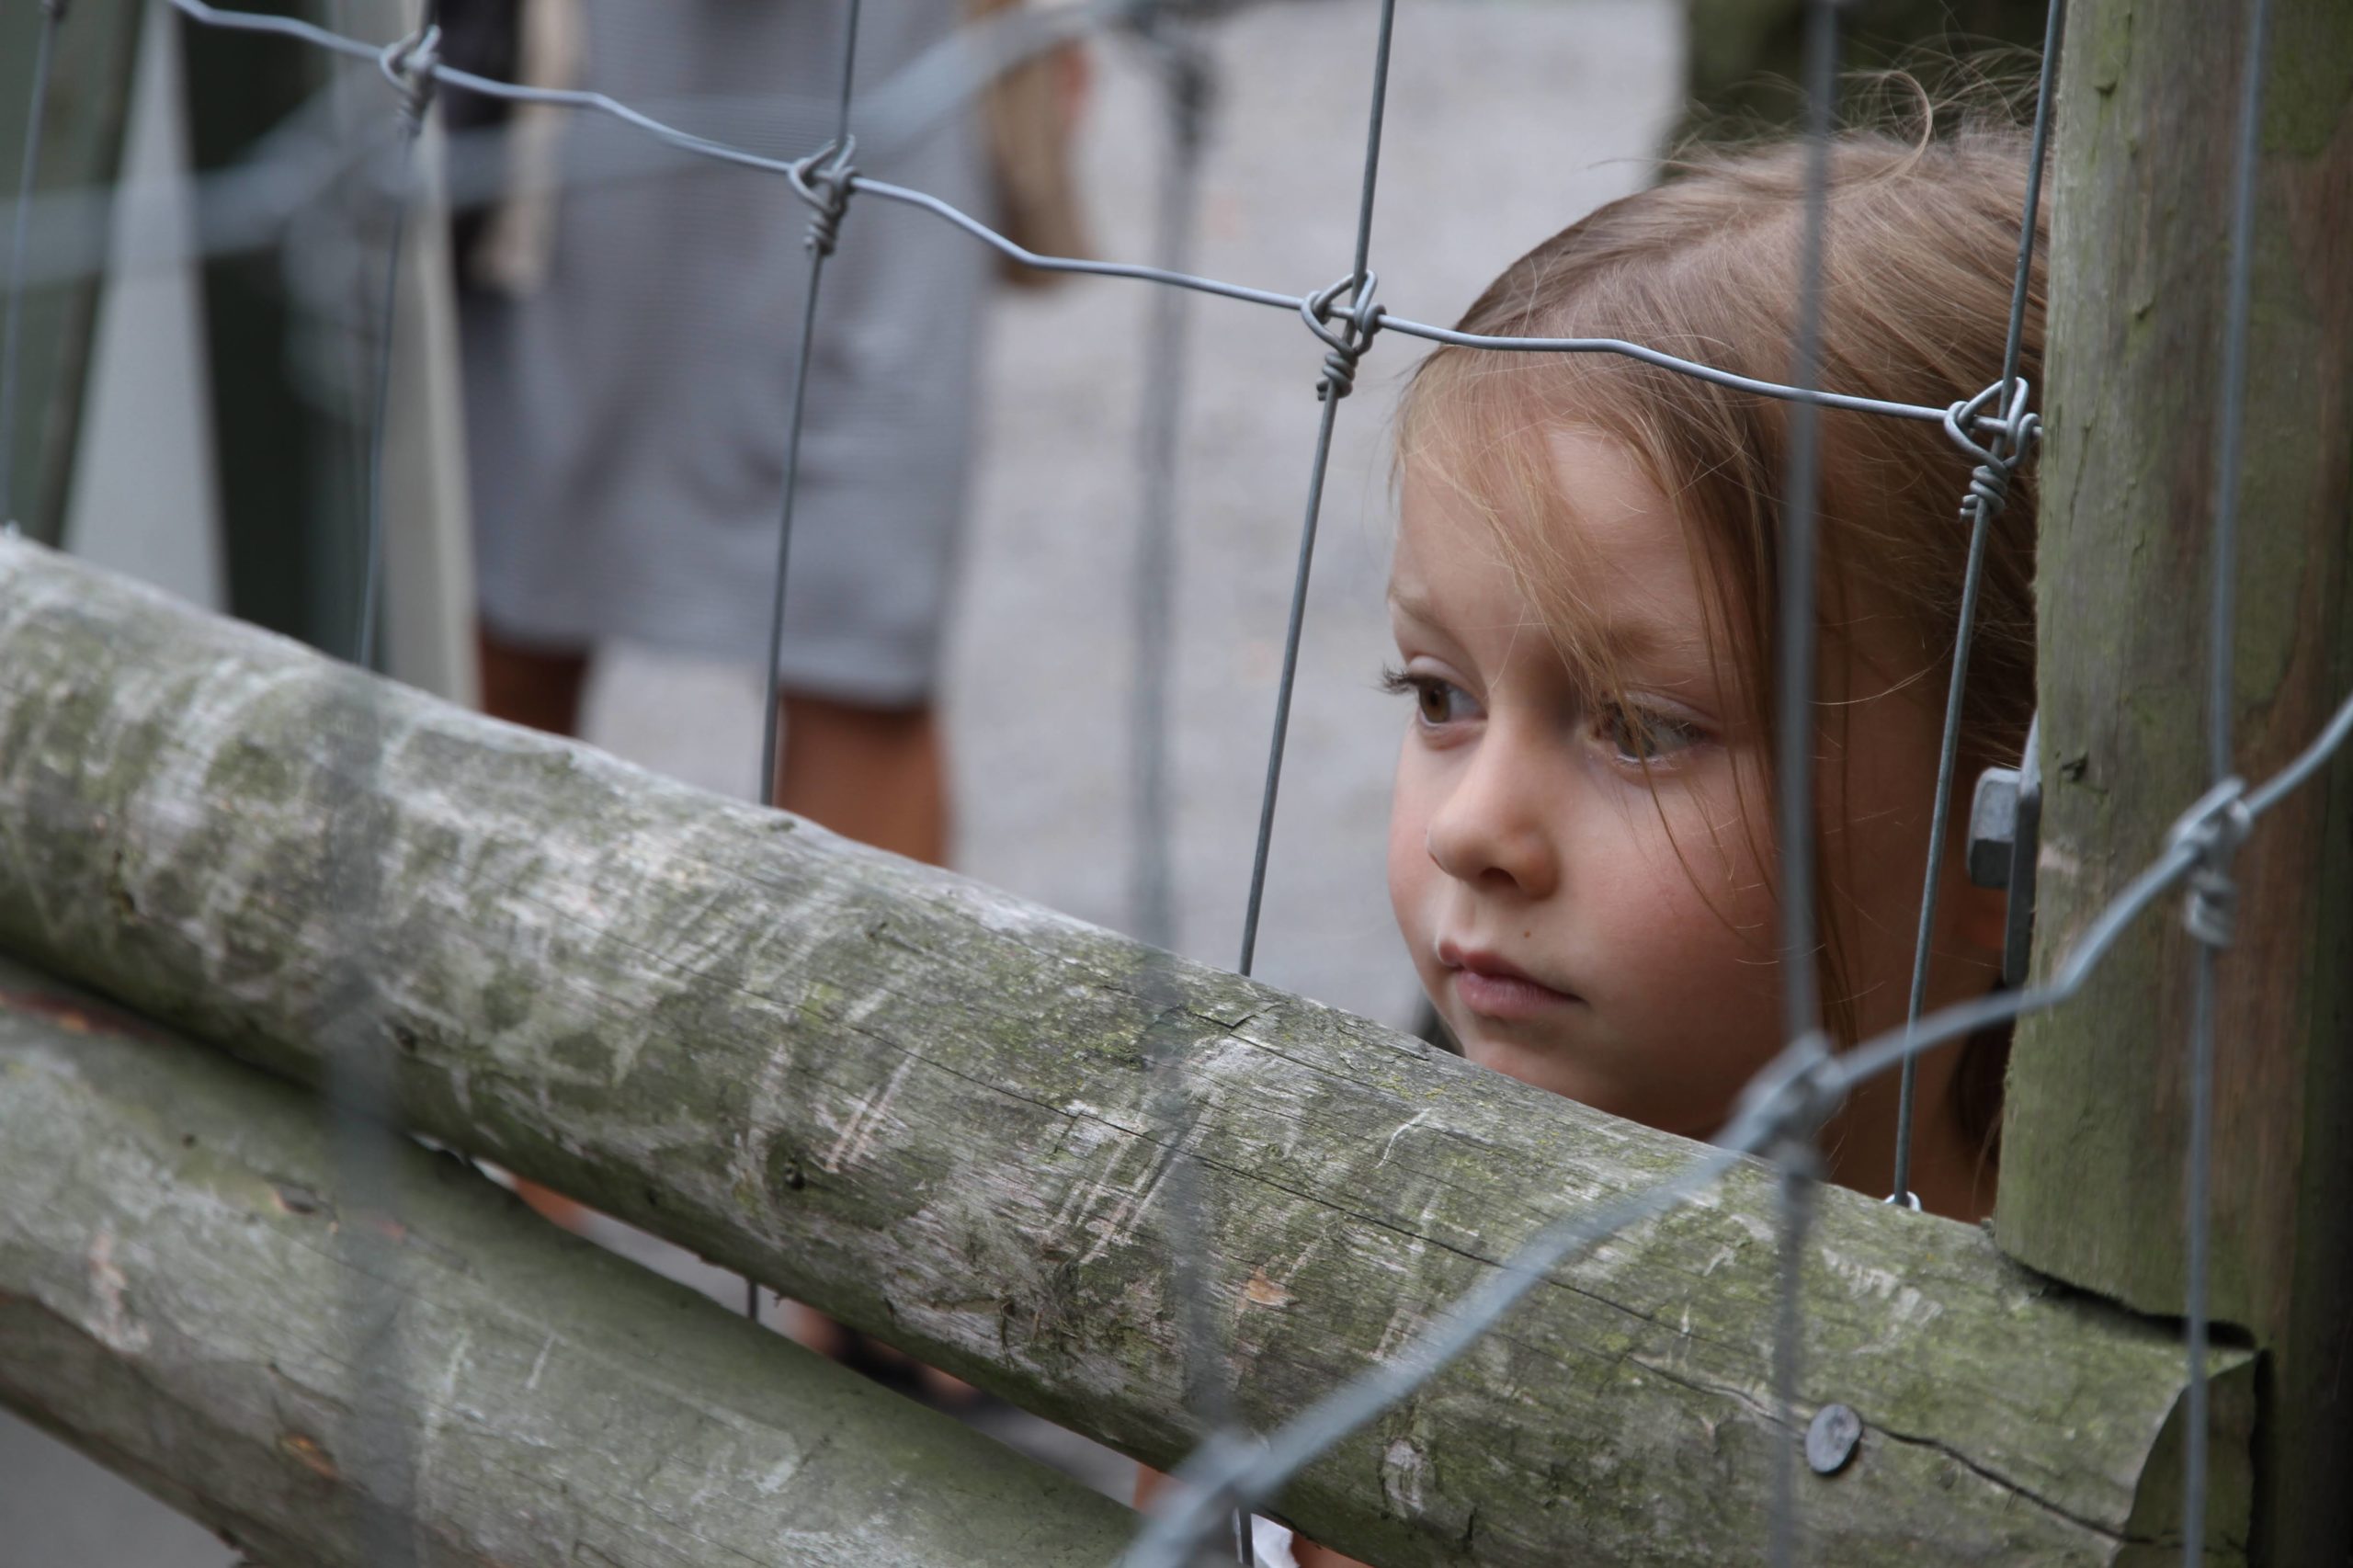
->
xmin=0 ymin=536 xmax=2254 ymax=1566
xmin=0 ymin=957 xmax=1137 ymax=1566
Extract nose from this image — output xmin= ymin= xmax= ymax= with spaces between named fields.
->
xmin=1423 ymin=722 xmax=1562 ymax=900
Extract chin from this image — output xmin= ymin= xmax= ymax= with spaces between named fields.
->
xmin=1454 ymin=1028 xmax=1598 ymax=1105
xmin=1449 ymin=1023 xmax=1680 ymax=1131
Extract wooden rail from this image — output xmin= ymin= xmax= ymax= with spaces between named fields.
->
xmin=0 ymin=955 xmax=1136 ymax=1567
xmin=0 ymin=535 xmax=2255 ymax=1564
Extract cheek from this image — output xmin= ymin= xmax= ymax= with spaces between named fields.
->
xmin=1386 ymin=739 xmax=1438 ymax=948
xmin=1582 ymin=787 xmax=1784 ymax=1123
xmin=1629 ymin=795 xmax=1775 ymax=984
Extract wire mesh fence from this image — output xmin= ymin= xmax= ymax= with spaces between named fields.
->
xmin=3 ymin=0 xmax=2347 ymax=1564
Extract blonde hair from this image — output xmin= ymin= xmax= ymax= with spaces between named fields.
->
xmin=1398 ymin=120 xmax=2042 ymax=1142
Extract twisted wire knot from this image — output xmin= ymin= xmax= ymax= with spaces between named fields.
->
xmin=2166 ymin=778 xmax=2253 ymax=948
xmin=786 ymin=138 xmax=858 ymax=258
xmin=1729 ymin=1030 xmax=1842 ymax=1159
xmin=1302 ymin=271 xmax=1382 ymax=402
xmin=41 ymin=0 xmax=72 ymax=21
xmin=378 ymin=23 xmax=443 ymax=132
xmin=1941 ymin=377 xmax=2042 ymax=527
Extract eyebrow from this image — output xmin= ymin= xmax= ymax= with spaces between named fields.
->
xmin=1386 ymin=584 xmax=1443 ymax=627
xmin=1390 ymin=581 xmax=1682 ymax=665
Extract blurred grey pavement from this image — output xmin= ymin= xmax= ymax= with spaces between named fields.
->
xmin=596 ymin=0 xmax=1682 ymax=1026
xmin=7 ymin=0 xmax=1678 ymax=1557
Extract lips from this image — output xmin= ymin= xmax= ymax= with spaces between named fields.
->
xmin=1438 ymin=941 xmax=1582 ymax=1020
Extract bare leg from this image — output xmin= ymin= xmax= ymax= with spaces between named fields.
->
xmin=774 ymin=692 xmax=951 ymax=867
xmin=476 ymin=623 xmax=590 ymax=740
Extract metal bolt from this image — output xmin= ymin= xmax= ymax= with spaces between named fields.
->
xmin=1806 ymin=1403 xmax=1863 ymax=1475
xmin=1966 ymin=766 xmax=2020 ymax=889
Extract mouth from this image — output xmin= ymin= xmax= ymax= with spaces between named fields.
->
xmin=1437 ymin=941 xmax=1583 ymax=1021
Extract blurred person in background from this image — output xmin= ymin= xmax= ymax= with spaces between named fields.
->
xmin=444 ymin=0 xmax=1085 ymax=869
xmin=439 ymin=0 xmax=1086 ymax=1387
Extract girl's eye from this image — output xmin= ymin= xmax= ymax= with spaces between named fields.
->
xmin=1381 ymin=665 xmax=1477 ymax=728
xmin=1598 ymin=701 xmax=1703 ymax=763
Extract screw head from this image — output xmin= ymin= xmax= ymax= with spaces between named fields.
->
xmin=1806 ymin=1403 xmax=1863 ymax=1475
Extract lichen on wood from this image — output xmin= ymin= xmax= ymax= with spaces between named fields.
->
xmin=0 ymin=536 xmax=2254 ymax=1564
xmin=0 ymin=956 xmax=1138 ymax=1567
xmin=2008 ymin=0 xmax=2352 ymax=1557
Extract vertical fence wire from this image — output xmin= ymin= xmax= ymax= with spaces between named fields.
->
xmin=1233 ymin=0 xmax=1396 ymax=979
xmin=1766 ymin=1 xmax=1840 ymax=1560
xmin=747 ymin=0 xmax=866 ymax=1325
xmin=2183 ymin=0 xmax=2273 ymax=1555
xmin=1888 ymin=0 xmax=2066 ymax=1206
xmin=1768 ymin=1144 xmax=1820 ymax=1568
xmin=1127 ymin=14 xmax=1245 ymax=1562
xmin=1129 ymin=8 xmax=1208 ymax=953
xmin=1146 ymin=996 xmax=1251 ymax=1566
xmin=756 ymin=0 xmax=865 ymax=818
xmin=0 ymin=0 xmax=68 ymax=537
xmin=354 ymin=18 xmax=438 ymax=670
xmin=323 ymin=10 xmax=449 ymax=1566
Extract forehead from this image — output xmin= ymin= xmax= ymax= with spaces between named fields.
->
xmin=1392 ymin=426 xmax=1714 ymax=665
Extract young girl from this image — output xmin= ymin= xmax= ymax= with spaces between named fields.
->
xmin=1384 ymin=119 xmax=2038 ymax=1228
xmin=1160 ymin=117 xmax=2041 ymax=1568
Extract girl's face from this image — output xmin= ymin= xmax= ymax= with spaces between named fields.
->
xmin=1386 ymin=429 xmax=1988 ymax=1147
xmin=1385 ymin=431 xmax=1778 ymax=1137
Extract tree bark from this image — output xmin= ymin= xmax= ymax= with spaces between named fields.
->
xmin=0 ymin=536 xmax=2255 ymax=1565
xmin=0 ymin=955 xmax=1137 ymax=1567
xmin=2002 ymin=1 xmax=2353 ymax=1560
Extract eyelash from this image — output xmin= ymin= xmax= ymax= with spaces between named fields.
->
xmin=1381 ymin=664 xmax=1705 ymax=764
xmin=1380 ymin=665 xmax=1475 ymax=729
xmin=1597 ymin=702 xmax=1704 ymax=765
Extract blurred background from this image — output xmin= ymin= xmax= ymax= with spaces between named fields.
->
xmin=0 ymin=0 xmax=2035 ymax=1556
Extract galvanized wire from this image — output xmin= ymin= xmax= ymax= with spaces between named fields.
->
xmin=31 ymin=3 xmax=2353 ymax=1563
xmin=1888 ymin=0 xmax=2065 ymax=1206
xmin=318 ymin=657 xmax=422 ymax=1568
xmin=1769 ymin=1132 xmax=1822 ymax=1568
xmin=748 ymin=0 xmax=866 ymax=1328
xmin=2183 ymin=0 xmax=2275 ymax=1554
xmin=1764 ymin=5 xmax=1840 ymax=1557
xmin=1122 ymin=676 xmax=2353 ymax=1566
xmin=324 ymin=13 xmax=447 ymax=1568
xmin=755 ymin=0 xmax=863 ymax=815
xmin=354 ymin=23 xmax=437 ymax=671
xmin=1127 ymin=13 xmax=1210 ymax=954
xmin=1125 ymin=21 xmax=1237 ymax=1558
xmin=1233 ymin=0 xmax=1395 ymax=981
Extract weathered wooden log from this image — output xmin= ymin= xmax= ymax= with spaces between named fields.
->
xmin=0 ymin=955 xmax=1138 ymax=1566
xmin=0 ymin=536 xmax=2253 ymax=1565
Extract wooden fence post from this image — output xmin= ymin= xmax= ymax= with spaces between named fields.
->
xmin=1996 ymin=1 xmax=2353 ymax=1561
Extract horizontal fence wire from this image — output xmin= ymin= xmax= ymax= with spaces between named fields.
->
xmin=4 ymin=1 xmax=2347 ymax=1564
